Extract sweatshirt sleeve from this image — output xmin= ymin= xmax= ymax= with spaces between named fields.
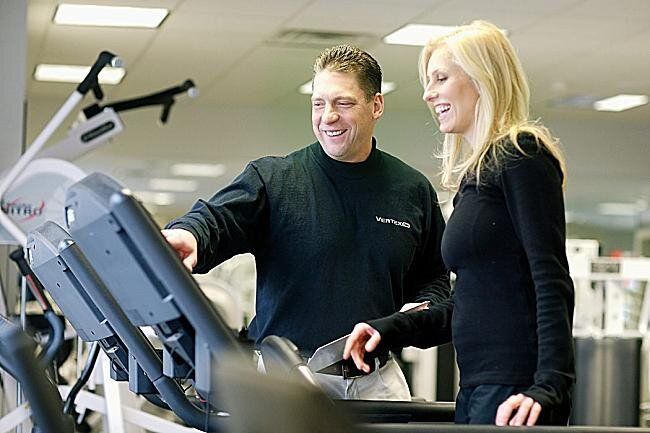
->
xmin=402 ymin=182 xmax=451 ymax=306
xmin=499 ymin=146 xmax=575 ymax=411
xmin=367 ymin=293 xmax=454 ymax=352
xmin=166 ymin=162 xmax=268 ymax=273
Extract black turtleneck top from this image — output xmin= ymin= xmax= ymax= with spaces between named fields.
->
xmin=369 ymin=134 xmax=574 ymax=414
xmin=167 ymin=140 xmax=450 ymax=353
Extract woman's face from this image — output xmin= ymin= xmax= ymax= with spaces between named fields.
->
xmin=422 ymin=48 xmax=480 ymax=142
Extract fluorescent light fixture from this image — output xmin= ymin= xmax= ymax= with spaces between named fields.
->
xmin=593 ymin=94 xmax=648 ymax=112
xmin=170 ymin=163 xmax=226 ymax=178
xmin=384 ymin=24 xmax=507 ymax=46
xmin=34 ymin=64 xmax=125 ymax=84
xmin=54 ymin=4 xmax=168 ymax=28
xmin=299 ymin=80 xmax=397 ymax=95
xmin=298 ymin=81 xmax=313 ymax=95
xmin=133 ymin=191 xmax=175 ymax=206
xmin=550 ymin=95 xmax=599 ymax=109
xmin=597 ymin=201 xmax=647 ymax=216
xmin=149 ymin=178 xmax=198 ymax=192
xmin=381 ymin=82 xmax=397 ymax=94
xmin=384 ymin=24 xmax=458 ymax=46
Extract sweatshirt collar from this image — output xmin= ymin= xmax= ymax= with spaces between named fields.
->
xmin=310 ymin=138 xmax=382 ymax=179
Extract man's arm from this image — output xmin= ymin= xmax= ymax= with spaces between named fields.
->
xmin=165 ymin=162 xmax=269 ymax=273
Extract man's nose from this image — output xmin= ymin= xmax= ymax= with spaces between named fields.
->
xmin=323 ymin=106 xmax=339 ymax=123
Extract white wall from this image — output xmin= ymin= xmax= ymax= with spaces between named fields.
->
xmin=25 ymin=95 xmax=650 ymax=251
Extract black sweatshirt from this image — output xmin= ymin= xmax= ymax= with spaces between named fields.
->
xmin=168 ymin=140 xmax=450 ymax=353
xmin=369 ymin=134 xmax=575 ymax=414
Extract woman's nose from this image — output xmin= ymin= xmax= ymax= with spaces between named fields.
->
xmin=423 ymin=88 xmax=438 ymax=102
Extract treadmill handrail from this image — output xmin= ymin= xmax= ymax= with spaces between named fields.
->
xmin=0 ymin=315 xmax=75 ymax=433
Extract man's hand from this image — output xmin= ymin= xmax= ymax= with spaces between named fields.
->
xmin=343 ymin=323 xmax=382 ymax=373
xmin=495 ymin=393 xmax=542 ymax=426
xmin=161 ymin=229 xmax=198 ymax=272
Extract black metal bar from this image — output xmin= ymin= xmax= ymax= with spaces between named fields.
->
xmin=63 ymin=341 xmax=100 ymax=415
xmin=0 ymin=316 xmax=75 ymax=433
xmin=76 ymin=51 xmax=120 ymax=97
xmin=83 ymin=79 xmax=196 ymax=124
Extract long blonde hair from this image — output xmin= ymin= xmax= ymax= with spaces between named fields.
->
xmin=419 ymin=20 xmax=567 ymax=190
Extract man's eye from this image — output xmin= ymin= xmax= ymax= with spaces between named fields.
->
xmin=312 ymin=101 xmax=324 ymax=108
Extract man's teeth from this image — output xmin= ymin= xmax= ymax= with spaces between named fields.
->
xmin=325 ymin=130 xmax=344 ymax=137
xmin=435 ymin=105 xmax=451 ymax=115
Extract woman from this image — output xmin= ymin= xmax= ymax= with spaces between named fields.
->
xmin=343 ymin=20 xmax=575 ymax=426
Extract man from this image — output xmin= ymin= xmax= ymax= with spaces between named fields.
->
xmin=163 ymin=44 xmax=449 ymax=400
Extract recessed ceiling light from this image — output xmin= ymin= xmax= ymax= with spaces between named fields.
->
xmin=593 ymin=94 xmax=648 ymax=112
xmin=171 ymin=163 xmax=226 ymax=178
xmin=383 ymin=24 xmax=507 ymax=46
xmin=550 ymin=95 xmax=599 ymax=109
xmin=54 ymin=4 xmax=168 ymax=28
xmin=148 ymin=178 xmax=198 ymax=192
xmin=134 ymin=191 xmax=175 ymax=206
xmin=384 ymin=24 xmax=459 ymax=46
xmin=298 ymin=80 xmax=397 ymax=95
xmin=597 ymin=201 xmax=647 ymax=216
xmin=298 ymin=81 xmax=313 ymax=95
xmin=34 ymin=64 xmax=126 ymax=84
xmin=381 ymin=82 xmax=397 ymax=94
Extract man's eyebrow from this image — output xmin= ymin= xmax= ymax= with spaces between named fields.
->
xmin=310 ymin=95 xmax=357 ymax=102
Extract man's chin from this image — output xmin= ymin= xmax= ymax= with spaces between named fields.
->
xmin=321 ymin=142 xmax=346 ymax=159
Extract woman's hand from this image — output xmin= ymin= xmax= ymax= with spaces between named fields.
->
xmin=342 ymin=323 xmax=382 ymax=373
xmin=495 ymin=393 xmax=542 ymax=426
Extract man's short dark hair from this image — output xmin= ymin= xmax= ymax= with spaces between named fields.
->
xmin=313 ymin=44 xmax=382 ymax=101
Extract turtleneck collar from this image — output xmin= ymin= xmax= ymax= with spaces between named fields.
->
xmin=310 ymin=137 xmax=382 ymax=179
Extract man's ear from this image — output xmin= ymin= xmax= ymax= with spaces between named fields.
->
xmin=372 ymin=93 xmax=385 ymax=119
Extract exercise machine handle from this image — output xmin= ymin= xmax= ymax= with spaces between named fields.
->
xmin=83 ymin=79 xmax=197 ymax=124
xmin=0 ymin=316 xmax=75 ymax=433
xmin=77 ymin=50 xmax=123 ymax=97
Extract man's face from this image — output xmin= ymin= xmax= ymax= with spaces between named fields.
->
xmin=311 ymin=69 xmax=384 ymax=163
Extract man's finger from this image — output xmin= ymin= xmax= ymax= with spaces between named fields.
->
xmin=161 ymin=229 xmax=176 ymax=243
xmin=182 ymin=255 xmax=196 ymax=271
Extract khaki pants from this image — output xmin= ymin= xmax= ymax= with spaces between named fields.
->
xmin=256 ymin=352 xmax=411 ymax=401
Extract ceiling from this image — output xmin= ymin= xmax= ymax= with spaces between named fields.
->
xmin=24 ymin=0 xmax=650 ymax=239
